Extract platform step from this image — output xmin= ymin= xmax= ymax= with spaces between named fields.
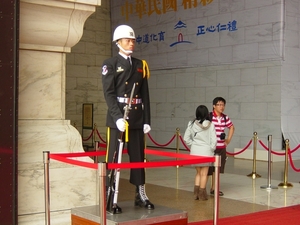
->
xmin=71 ymin=201 xmax=188 ymax=225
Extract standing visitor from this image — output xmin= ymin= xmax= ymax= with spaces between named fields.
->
xmin=208 ymin=97 xmax=235 ymax=196
xmin=184 ymin=105 xmax=217 ymax=200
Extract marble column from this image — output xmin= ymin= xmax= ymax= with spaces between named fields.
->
xmin=18 ymin=1 xmax=101 ymax=224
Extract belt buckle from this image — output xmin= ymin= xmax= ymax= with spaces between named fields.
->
xmin=118 ymin=97 xmax=141 ymax=104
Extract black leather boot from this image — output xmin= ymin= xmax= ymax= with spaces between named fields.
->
xmin=134 ymin=185 xmax=155 ymax=210
xmin=106 ymin=186 xmax=122 ymax=214
xmin=110 ymin=204 xmax=122 ymax=214
xmin=194 ymin=185 xmax=200 ymax=200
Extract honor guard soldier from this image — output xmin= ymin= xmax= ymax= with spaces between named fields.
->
xmin=101 ymin=24 xmax=154 ymax=214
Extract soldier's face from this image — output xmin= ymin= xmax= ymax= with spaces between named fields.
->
xmin=119 ymin=38 xmax=135 ymax=55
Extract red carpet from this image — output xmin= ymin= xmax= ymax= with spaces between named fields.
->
xmin=188 ymin=204 xmax=300 ymax=225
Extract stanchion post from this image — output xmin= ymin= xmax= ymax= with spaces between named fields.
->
xmin=213 ymin=155 xmax=220 ymax=225
xmin=260 ymin=135 xmax=278 ymax=190
xmin=175 ymin=128 xmax=181 ymax=168
xmin=43 ymin=151 xmax=50 ymax=225
xmin=95 ymin=141 xmax=99 ymax=163
xmin=98 ymin=162 xmax=107 ymax=225
xmin=175 ymin=127 xmax=180 ymax=154
xmin=278 ymin=139 xmax=293 ymax=188
xmin=93 ymin=123 xmax=97 ymax=147
xmin=144 ymin=134 xmax=149 ymax=162
xmin=247 ymin=132 xmax=261 ymax=179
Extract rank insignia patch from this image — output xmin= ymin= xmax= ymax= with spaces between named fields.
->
xmin=102 ymin=65 xmax=108 ymax=75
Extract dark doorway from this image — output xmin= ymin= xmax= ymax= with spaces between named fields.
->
xmin=0 ymin=1 xmax=19 ymax=224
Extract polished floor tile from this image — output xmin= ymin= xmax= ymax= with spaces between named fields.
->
xmin=117 ymin=149 xmax=300 ymax=223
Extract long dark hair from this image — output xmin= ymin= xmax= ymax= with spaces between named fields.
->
xmin=191 ymin=105 xmax=210 ymax=125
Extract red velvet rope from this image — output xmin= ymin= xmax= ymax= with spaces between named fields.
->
xmin=147 ymin=133 xmax=176 ymax=147
xmin=82 ymin=129 xmax=94 ymax=141
xmin=109 ymin=148 xmax=215 ymax=169
xmin=270 ymin=150 xmax=285 ymax=156
xmin=50 ymin=154 xmax=98 ymax=169
xmin=79 ymin=130 xmax=300 ymax=173
xmin=97 ymin=142 xmax=107 ymax=149
xmin=179 ymin=134 xmax=253 ymax=157
xmin=258 ymin=140 xmax=269 ymax=150
xmin=96 ymin=129 xmax=106 ymax=143
xmin=49 ymin=148 xmax=215 ymax=170
xmin=89 ymin=130 xmax=253 ymax=159
xmin=226 ymin=139 xmax=252 ymax=156
xmin=179 ymin=135 xmax=190 ymax=151
xmin=288 ymin=148 xmax=300 ymax=172
xmin=146 ymin=149 xmax=203 ymax=159
xmin=108 ymin=157 xmax=214 ymax=169
xmin=50 ymin=151 xmax=106 ymax=158
xmin=289 ymin=144 xmax=300 ymax=153
xmin=258 ymin=140 xmax=285 ymax=156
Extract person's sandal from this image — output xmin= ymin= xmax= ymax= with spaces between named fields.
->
xmin=210 ymin=190 xmax=224 ymax=196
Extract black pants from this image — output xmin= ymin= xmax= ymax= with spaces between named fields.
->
xmin=106 ymin=128 xmax=145 ymax=186
xmin=207 ymin=148 xmax=226 ymax=175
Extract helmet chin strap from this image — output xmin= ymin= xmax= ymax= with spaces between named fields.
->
xmin=116 ymin=43 xmax=132 ymax=55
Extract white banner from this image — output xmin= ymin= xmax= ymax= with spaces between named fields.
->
xmin=111 ymin=0 xmax=283 ymax=70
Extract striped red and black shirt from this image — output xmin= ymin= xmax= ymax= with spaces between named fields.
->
xmin=211 ymin=111 xmax=233 ymax=149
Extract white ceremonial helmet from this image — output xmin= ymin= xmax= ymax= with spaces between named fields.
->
xmin=112 ymin=25 xmax=136 ymax=42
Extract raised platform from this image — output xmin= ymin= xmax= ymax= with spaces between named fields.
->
xmin=71 ymin=201 xmax=188 ymax=225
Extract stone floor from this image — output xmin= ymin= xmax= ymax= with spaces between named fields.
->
xmin=116 ymin=150 xmax=300 ymax=223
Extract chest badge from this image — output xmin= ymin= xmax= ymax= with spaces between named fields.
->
xmin=116 ymin=66 xmax=124 ymax=72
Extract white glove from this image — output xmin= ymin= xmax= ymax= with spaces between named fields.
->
xmin=116 ymin=118 xmax=126 ymax=132
xmin=143 ymin=124 xmax=151 ymax=134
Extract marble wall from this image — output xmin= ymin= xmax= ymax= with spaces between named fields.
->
xmin=19 ymin=0 xmax=101 ymax=224
xmin=147 ymin=61 xmax=282 ymax=153
xmin=66 ymin=0 xmax=111 ymax=146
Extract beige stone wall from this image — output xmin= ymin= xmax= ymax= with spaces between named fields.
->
xmin=19 ymin=1 xmax=102 ymax=224
xmin=66 ymin=0 xmax=110 ymax=144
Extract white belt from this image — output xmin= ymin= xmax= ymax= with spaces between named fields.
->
xmin=117 ymin=97 xmax=142 ymax=104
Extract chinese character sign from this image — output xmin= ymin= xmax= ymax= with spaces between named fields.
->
xmin=111 ymin=0 xmax=283 ymax=69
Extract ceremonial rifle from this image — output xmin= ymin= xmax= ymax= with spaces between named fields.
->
xmin=106 ymin=83 xmax=136 ymax=214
